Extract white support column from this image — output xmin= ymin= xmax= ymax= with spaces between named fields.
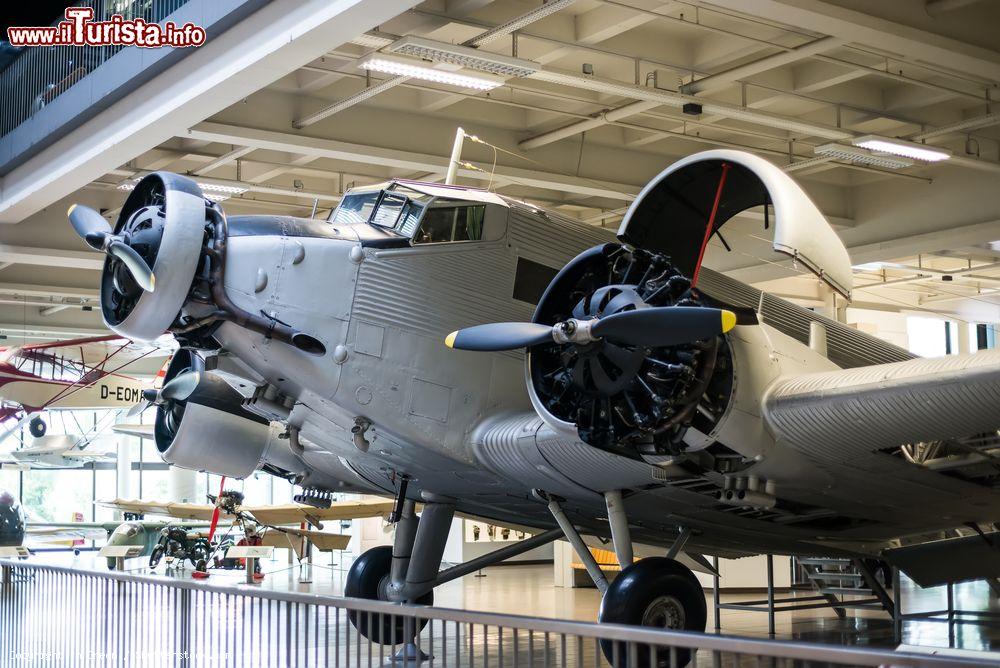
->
xmin=115 ymin=435 xmax=133 ymax=517
xmin=957 ymin=320 xmax=971 ymax=355
xmin=168 ymin=467 xmax=199 ymax=503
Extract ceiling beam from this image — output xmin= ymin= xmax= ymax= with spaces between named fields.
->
xmin=0 ymin=283 xmax=99 ymax=300
xmin=0 ymin=323 xmax=109 ymax=339
xmin=191 ymin=146 xmax=255 ymax=176
xmin=186 ymin=122 xmax=639 ymax=201
xmin=682 ymin=36 xmax=844 ymax=96
xmin=0 ymin=245 xmax=103 ymax=271
xmin=705 ymin=0 xmax=1000 ymax=82
xmin=521 ymin=36 xmax=844 ymax=150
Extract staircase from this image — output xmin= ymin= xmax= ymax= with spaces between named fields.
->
xmin=798 ymin=557 xmax=895 ymax=617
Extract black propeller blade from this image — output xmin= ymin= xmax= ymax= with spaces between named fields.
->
xmin=591 ymin=306 xmax=735 ymax=348
xmin=137 ymin=371 xmax=200 ymax=411
xmin=159 ymin=371 xmax=200 ymax=402
xmin=67 ymin=204 xmax=155 ymax=293
xmin=68 ymin=203 xmax=111 ymax=248
xmin=445 ymin=322 xmax=553 ymax=352
xmin=445 ymin=307 xmax=736 ymax=352
xmin=108 ymin=240 xmax=155 ymax=293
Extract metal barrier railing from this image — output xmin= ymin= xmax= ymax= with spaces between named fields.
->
xmin=0 ymin=559 xmax=992 ymax=667
xmin=0 ymin=0 xmax=189 ymax=138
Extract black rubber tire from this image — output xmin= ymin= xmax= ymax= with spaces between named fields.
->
xmin=28 ymin=418 xmax=46 ymax=438
xmin=598 ymin=557 xmax=707 ymax=667
xmin=189 ymin=541 xmax=211 ymax=568
xmin=345 ymin=546 xmax=432 ymax=645
xmin=149 ymin=545 xmax=165 ymax=569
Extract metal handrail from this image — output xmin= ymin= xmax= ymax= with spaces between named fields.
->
xmin=0 ymin=559 xmax=992 ymax=666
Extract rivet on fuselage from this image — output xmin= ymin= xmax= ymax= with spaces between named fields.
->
xmin=349 ymin=246 xmax=364 ymax=264
xmin=254 ymin=268 xmax=268 ymax=293
xmin=291 ymin=240 xmax=306 ymax=265
xmin=332 ymin=344 xmax=349 ymax=364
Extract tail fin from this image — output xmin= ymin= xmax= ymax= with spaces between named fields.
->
xmin=153 ymin=355 xmax=172 ymax=389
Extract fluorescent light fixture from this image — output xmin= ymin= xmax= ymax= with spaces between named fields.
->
xmin=118 ymin=179 xmax=248 ymax=202
xmin=815 ymin=143 xmax=914 ymax=169
xmin=349 ymin=32 xmax=395 ymax=49
xmin=784 ymin=156 xmax=836 ymax=172
xmin=359 ymin=54 xmax=504 ymax=90
xmin=386 ymin=36 xmax=540 ymax=78
xmin=852 ymin=261 xmax=909 ymax=271
xmin=852 ymin=135 xmax=951 ymax=162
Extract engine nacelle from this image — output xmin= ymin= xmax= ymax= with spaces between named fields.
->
xmin=527 ymin=243 xmax=735 ymax=457
xmin=154 ymin=366 xmax=282 ymax=479
xmin=103 ymin=173 xmax=206 ymax=341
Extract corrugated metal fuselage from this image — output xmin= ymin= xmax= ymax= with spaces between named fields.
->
xmin=207 ymin=206 xmax=996 ymax=560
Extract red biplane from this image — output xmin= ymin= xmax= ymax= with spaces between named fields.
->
xmin=0 ymin=334 xmax=172 ymax=441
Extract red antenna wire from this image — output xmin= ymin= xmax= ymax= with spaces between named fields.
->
xmin=691 ymin=162 xmax=731 ymax=286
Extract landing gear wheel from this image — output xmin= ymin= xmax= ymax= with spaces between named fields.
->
xmin=598 ymin=557 xmax=707 ymax=667
xmin=345 ymin=546 xmax=432 ymax=645
xmin=28 ymin=417 xmax=46 ymax=438
xmin=148 ymin=545 xmax=164 ymax=569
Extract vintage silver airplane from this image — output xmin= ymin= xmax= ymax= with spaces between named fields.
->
xmin=65 ymin=148 xmax=1000 ymax=663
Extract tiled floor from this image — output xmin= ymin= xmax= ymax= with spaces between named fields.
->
xmin=9 ymin=551 xmax=1000 ymax=666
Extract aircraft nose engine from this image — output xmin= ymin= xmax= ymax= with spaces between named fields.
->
xmin=66 ymin=172 xmax=325 ymax=355
xmin=147 ymin=352 xmax=283 ymax=478
xmin=447 ymin=243 xmax=739 ymax=456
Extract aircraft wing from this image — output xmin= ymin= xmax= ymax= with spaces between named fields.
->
xmin=95 ymin=499 xmax=230 ymax=521
xmin=62 ymin=449 xmax=116 ymax=462
xmin=245 ymin=498 xmax=395 ymax=526
xmin=97 ymin=497 xmax=395 ymax=524
xmin=14 ymin=335 xmax=172 ymax=368
xmin=261 ymin=529 xmax=351 ymax=558
xmin=27 ymin=522 xmax=113 ymax=543
xmin=111 ymin=423 xmax=154 ymax=439
xmin=763 ymin=349 xmax=1000 ymax=461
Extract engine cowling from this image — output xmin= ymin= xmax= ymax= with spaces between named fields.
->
xmin=154 ymin=355 xmax=282 ymax=478
xmin=102 ymin=173 xmax=207 ymax=341
xmin=527 ymin=243 xmax=735 ymax=457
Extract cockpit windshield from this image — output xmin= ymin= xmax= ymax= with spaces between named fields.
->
xmin=328 ymin=181 xmax=504 ymax=244
xmin=330 ymin=191 xmax=379 ymax=225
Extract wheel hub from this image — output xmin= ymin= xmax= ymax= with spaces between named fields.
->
xmin=641 ymin=595 xmax=686 ymax=630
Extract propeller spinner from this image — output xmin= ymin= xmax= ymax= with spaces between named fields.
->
xmin=68 ymin=204 xmax=155 ymax=293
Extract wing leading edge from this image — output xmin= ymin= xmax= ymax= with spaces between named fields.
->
xmin=763 ymin=349 xmax=1000 ymax=462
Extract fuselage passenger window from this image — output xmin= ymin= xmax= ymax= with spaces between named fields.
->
xmin=415 ymin=204 xmax=486 ymax=244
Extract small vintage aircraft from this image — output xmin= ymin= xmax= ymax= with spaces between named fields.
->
xmin=0 ymin=334 xmax=171 ymax=439
xmin=65 ymin=148 xmax=1000 ymax=664
xmin=0 ymin=489 xmax=125 ymax=551
xmin=0 ymin=433 xmax=117 ymax=469
xmin=98 ymin=490 xmax=388 ymax=573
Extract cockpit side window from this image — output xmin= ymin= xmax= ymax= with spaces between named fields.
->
xmin=414 ymin=203 xmax=486 ymax=244
xmin=330 ymin=192 xmax=379 ymax=225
